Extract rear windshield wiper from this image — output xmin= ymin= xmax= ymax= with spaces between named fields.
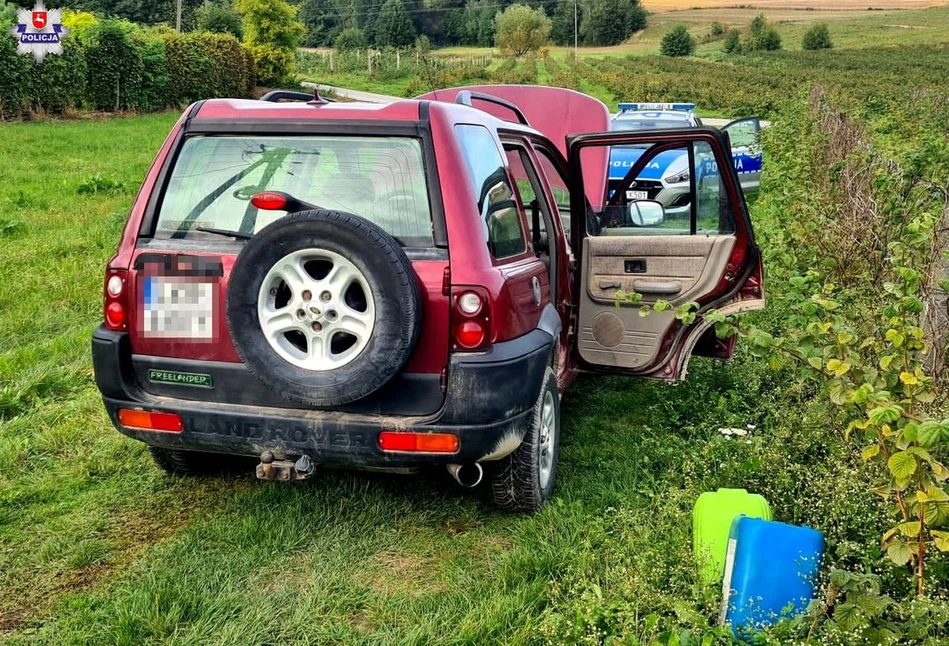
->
xmin=194 ymin=226 xmax=253 ymax=240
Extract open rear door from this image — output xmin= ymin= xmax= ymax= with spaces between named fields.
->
xmin=567 ymin=127 xmax=765 ymax=381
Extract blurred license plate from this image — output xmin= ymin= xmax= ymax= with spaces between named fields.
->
xmin=143 ymin=277 xmax=214 ymax=339
xmin=626 ymin=190 xmax=649 ymax=200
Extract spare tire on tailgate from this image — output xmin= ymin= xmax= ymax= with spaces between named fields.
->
xmin=226 ymin=210 xmax=422 ymax=407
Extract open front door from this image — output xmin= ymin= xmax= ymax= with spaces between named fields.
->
xmin=567 ymin=128 xmax=765 ymax=381
xmin=722 ymin=117 xmax=763 ymax=193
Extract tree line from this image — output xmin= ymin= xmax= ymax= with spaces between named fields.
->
xmin=51 ymin=0 xmax=650 ymax=50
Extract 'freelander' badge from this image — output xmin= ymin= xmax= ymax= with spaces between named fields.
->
xmin=8 ymin=2 xmax=70 ymax=63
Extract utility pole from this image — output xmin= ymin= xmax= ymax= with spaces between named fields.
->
xmin=176 ymin=0 xmax=182 ymax=32
xmin=574 ymin=0 xmax=578 ymax=57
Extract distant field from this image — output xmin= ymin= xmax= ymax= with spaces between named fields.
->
xmin=643 ymin=0 xmax=949 ymax=10
xmin=434 ymin=4 xmax=949 ymax=58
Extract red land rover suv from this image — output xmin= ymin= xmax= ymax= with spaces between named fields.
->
xmin=92 ymin=86 xmax=765 ymax=512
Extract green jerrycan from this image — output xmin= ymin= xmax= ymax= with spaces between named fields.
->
xmin=693 ymin=488 xmax=772 ymax=586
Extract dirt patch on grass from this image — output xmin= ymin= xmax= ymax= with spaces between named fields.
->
xmin=0 ymin=486 xmax=218 ymax=635
xmin=0 ymin=610 xmax=26 ymax=633
xmin=366 ymin=550 xmax=446 ymax=596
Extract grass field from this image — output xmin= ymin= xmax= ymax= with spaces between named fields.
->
xmin=0 ymin=106 xmax=887 ymax=643
xmin=643 ymin=0 xmax=949 ymax=10
xmin=0 ymin=114 xmax=712 ymax=642
xmin=431 ymin=4 xmax=949 ymax=58
xmin=3 ymin=7 xmax=949 ymax=638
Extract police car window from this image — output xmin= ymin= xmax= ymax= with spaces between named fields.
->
xmin=454 ymin=125 xmax=527 ymax=259
xmin=611 ymin=116 xmax=691 ymax=131
xmin=590 ymin=139 xmax=735 ymax=236
xmin=723 ymin=119 xmax=759 ymax=149
xmin=695 ymin=141 xmax=735 ymax=234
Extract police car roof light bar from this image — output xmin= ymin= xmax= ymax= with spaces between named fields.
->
xmin=618 ymin=102 xmax=696 ymax=113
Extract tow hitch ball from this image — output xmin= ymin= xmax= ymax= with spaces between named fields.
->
xmin=256 ymin=451 xmax=315 ymax=481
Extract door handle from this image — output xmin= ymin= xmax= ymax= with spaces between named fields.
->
xmin=598 ymin=280 xmax=621 ymax=290
xmin=633 ymin=280 xmax=682 ymax=295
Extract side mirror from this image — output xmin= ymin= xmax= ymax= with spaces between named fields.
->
xmin=628 ymin=200 xmax=665 ymax=227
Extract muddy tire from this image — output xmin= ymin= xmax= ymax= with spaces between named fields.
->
xmin=488 ymin=368 xmax=560 ymax=512
xmin=226 ymin=210 xmax=422 ymax=407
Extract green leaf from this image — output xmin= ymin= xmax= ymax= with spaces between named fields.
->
xmin=887 ymin=451 xmax=917 ymax=481
xmin=747 ymin=328 xmax=773 ymax=348
xmin=885 ymin=329 xmax=905 ymax=347
xmin=900 ymin=371 xmax=919 ymax=385
xmin=896 ymin=521 xmax=921 ymax=537
xmin=917 ymin=420 xmax=949 ymax=448
xmin=925 ymin=486 xmax=949 ymax=502
xmin=932 ymin=462 xmax=949 ymax=482
xmin=868 ymin=405 xmax=902 ymax=425
xmin=829 ymin=570 xmax=853 ymax=588
xmin=854 ymin=593 xmax=890 ymax=617
xmin=833 ymin=602 xmax=862 ymax=631
xmin=886 ymin=541 xmax=914 ymax=566
xmin=861 ymin=445 xmax=881 ymax=460
xmin=931 ymin=530 xmax=949 ymax=552
xmin=906 ymin=446 xmax=935 ymax=463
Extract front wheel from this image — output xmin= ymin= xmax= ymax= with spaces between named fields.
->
xmin=488 ymin=368 xmax=560 ymax=512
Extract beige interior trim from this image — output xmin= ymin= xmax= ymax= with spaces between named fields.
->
xmin=578 ymin=234 xmax=736 ymax=370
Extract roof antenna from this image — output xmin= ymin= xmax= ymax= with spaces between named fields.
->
xmin=307 ymin=85 xmax=329 ymax=105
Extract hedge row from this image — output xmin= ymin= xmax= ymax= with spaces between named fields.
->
xmin=0 ymin=21 xmax=255 ymax=118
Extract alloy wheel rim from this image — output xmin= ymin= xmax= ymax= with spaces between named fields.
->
xmin=538 ymin=389 xmax=556 ymax=489
xmin=257 ymin=248 xmax=375 ymax=371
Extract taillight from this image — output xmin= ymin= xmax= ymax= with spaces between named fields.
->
xmin=117 ymin=409 xmax=183 ymax=433
xmin=104 ymin=269 xmax=128 ymax=331
xmin=378 ymin=431 xmax=459 ymax=453
xmin=451 ymin=286 xmax=492 ymax=351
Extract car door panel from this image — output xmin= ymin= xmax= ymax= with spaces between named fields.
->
xmin=578 ymin=235 xmax=734 ymax=370
xmin=567 ymin=127 xmax=764 ymax=380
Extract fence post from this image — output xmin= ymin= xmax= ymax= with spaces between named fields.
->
xmin=329 ymin=51 xmax=334 ymax=71
xmin=397 ymin=50 xmax=400 ymax=69
xmin=368 ymin=51 xmax=372 ymax=77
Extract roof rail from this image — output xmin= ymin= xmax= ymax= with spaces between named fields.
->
xmin=259 ymin=88 xmax=333 ymax=104
xmin=454 ymin=90 xmax=529 ymax=126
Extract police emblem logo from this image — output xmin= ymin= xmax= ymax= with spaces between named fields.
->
xmin=8 ymin=2 xmax=70 ymax=63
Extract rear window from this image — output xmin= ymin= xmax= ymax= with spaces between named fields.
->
xmin=155 ymin=135 xmax=433 ymax=245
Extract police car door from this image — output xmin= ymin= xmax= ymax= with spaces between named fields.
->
xmin=722 ymin=117 xmax=762 ymax=193
xmin=567 ymin=128 xmax=764 ymax=381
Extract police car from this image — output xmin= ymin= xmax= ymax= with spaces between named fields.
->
xmin=608 ymin=103 xmax=763 ymax=218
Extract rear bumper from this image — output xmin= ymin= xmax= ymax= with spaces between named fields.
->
xmin=92 ymin=326 xmax=552 ymax=468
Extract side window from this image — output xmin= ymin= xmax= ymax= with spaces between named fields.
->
xmin=589 ymin=140 xmax=735 ymax=237
xmin=504 ymin=147 xmax=543 ymax=238
xmin=455 ymin=125 xmax=527 ymax=259
xmin=533 ymin=148 xmax=572 ymax=240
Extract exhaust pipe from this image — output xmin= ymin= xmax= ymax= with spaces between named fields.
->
xmin=447 ymin=462 xmax=483 ymax=488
